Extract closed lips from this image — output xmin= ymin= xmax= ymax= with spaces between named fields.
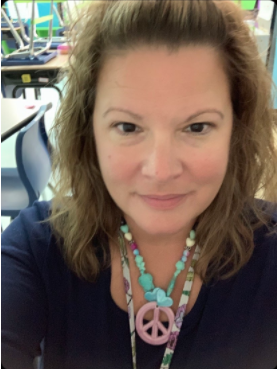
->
xmin=141 ymin=195 xmax=185 ymax=200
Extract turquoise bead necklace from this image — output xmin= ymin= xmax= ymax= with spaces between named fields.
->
xmin=120 ymin=220 xmax=196 ymax=307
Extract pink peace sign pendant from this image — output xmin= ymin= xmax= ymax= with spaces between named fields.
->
xmin=136 ymin=302 xmax=175 ymax=345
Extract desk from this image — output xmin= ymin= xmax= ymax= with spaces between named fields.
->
xmin=1 ymin=98 xmax=52 ymax=142
xmin=1 ymin=27 xmax=21 ymax=31
xmin=1 ymin=53 xmax=69 ymax=72
xmin=1 ymin=52 xmax=69 ymax=99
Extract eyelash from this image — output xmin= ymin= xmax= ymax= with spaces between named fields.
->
xmin=112 ymin=122 xmax=215 ymax=136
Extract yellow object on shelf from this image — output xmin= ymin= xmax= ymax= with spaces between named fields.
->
xmin=21 ymin=74 xmax=32 ymax=83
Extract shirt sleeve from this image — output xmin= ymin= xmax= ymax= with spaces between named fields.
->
xmin=1 ymin=201 xmax=51 ymax=369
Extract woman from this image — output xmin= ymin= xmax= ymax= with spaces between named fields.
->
xmin=2 ymin=1 xmax=277 ymax=369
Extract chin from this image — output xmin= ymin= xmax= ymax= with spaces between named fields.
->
xmin=131 ymin=216 xmax=191 ymax=235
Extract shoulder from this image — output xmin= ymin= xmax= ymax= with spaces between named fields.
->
xmin=2 ymin=200 xmax=52 ymax=242
xmin=251 ymin=200 xmax=277 ymax=272
xmin=252 ymin=199 xmax=277 ymax=240
xmin=1 ymin=200 xmax=53 ymax=270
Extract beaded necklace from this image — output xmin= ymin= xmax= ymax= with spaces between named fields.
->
xmin=119 ymin=219 xmax=201 ymax=369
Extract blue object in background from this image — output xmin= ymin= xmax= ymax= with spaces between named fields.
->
xmin=37 ymin=3 xmax=59 ymax=28
xmin=9 ymin=2 xmax=60 ymax=29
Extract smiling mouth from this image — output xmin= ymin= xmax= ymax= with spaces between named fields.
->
xmin=140 ymin=194 xmax=186 ymax=200
xmin=138 ymin=194 xmax=189 ymax=209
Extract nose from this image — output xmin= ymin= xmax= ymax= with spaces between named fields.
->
xmin=141 ymin=135 xmax=183 ymax=182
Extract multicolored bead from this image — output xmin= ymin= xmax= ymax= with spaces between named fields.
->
xmin=176 ymin=261 xmax=185 ymax=271
xmin=120 ymin=219 xmax=196 ymax=299
xmin=190 ymin=230 xmax=196 ymax=240
xmin=130 ymin=243 xmax=137 ymax=251
xmin=138 ymin=273 xmax=155 ymax=292
xmin=120 ymin=224 xmax=129 ymax=233
xmin=124 ymin=233 xmax=132 ymax=241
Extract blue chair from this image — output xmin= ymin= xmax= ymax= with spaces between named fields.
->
xmin=1 ymin=105 xmax=52 ymax=219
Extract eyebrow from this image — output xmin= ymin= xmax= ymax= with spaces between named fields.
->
xmin=103 ymin=107 xmax=224 ymax=122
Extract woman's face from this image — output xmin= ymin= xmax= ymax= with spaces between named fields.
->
xmin=93 ymin=46 xmax=233 ymax=238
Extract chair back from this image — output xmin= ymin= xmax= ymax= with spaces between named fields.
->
xmin=16 ymin=105 xmax=52 ymax=207
xmin=39 ymin=115 xmax=54 ymax=156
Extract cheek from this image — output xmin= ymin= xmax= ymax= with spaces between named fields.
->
xmin=191 ymin=147 xmax=229 ymax=185
xmin=98 ymin=148 xmax=135 ymax=185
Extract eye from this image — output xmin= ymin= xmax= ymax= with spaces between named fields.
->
xmin=184 ymin=123 xmax=214 ymax=135
xmin=113 ymin=122 xmax=141 ymax=136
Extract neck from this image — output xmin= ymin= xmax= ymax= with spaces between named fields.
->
xmin=123 ymin=217 xmax=197 ymax=265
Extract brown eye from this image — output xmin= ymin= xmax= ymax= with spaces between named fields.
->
xmin=120 ymin=123 xmax=137 ymax=133
xmin=190 ymin=123 xmax=205 ymax=133
xmin=113 ymin=122 xmax=140 ymax=136
xmin=184 ymin=123 xmax=214 ymax=135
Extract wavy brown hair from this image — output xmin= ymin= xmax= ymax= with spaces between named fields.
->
xmin=46 ymin=0 xmax=277 ymax=284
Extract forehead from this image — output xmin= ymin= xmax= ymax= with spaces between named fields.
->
xmin=95 ymin=45 xmax=230 ymax=113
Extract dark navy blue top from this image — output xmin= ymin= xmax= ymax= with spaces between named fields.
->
xmin=2 ymin=200 xmax=277 ymax=369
